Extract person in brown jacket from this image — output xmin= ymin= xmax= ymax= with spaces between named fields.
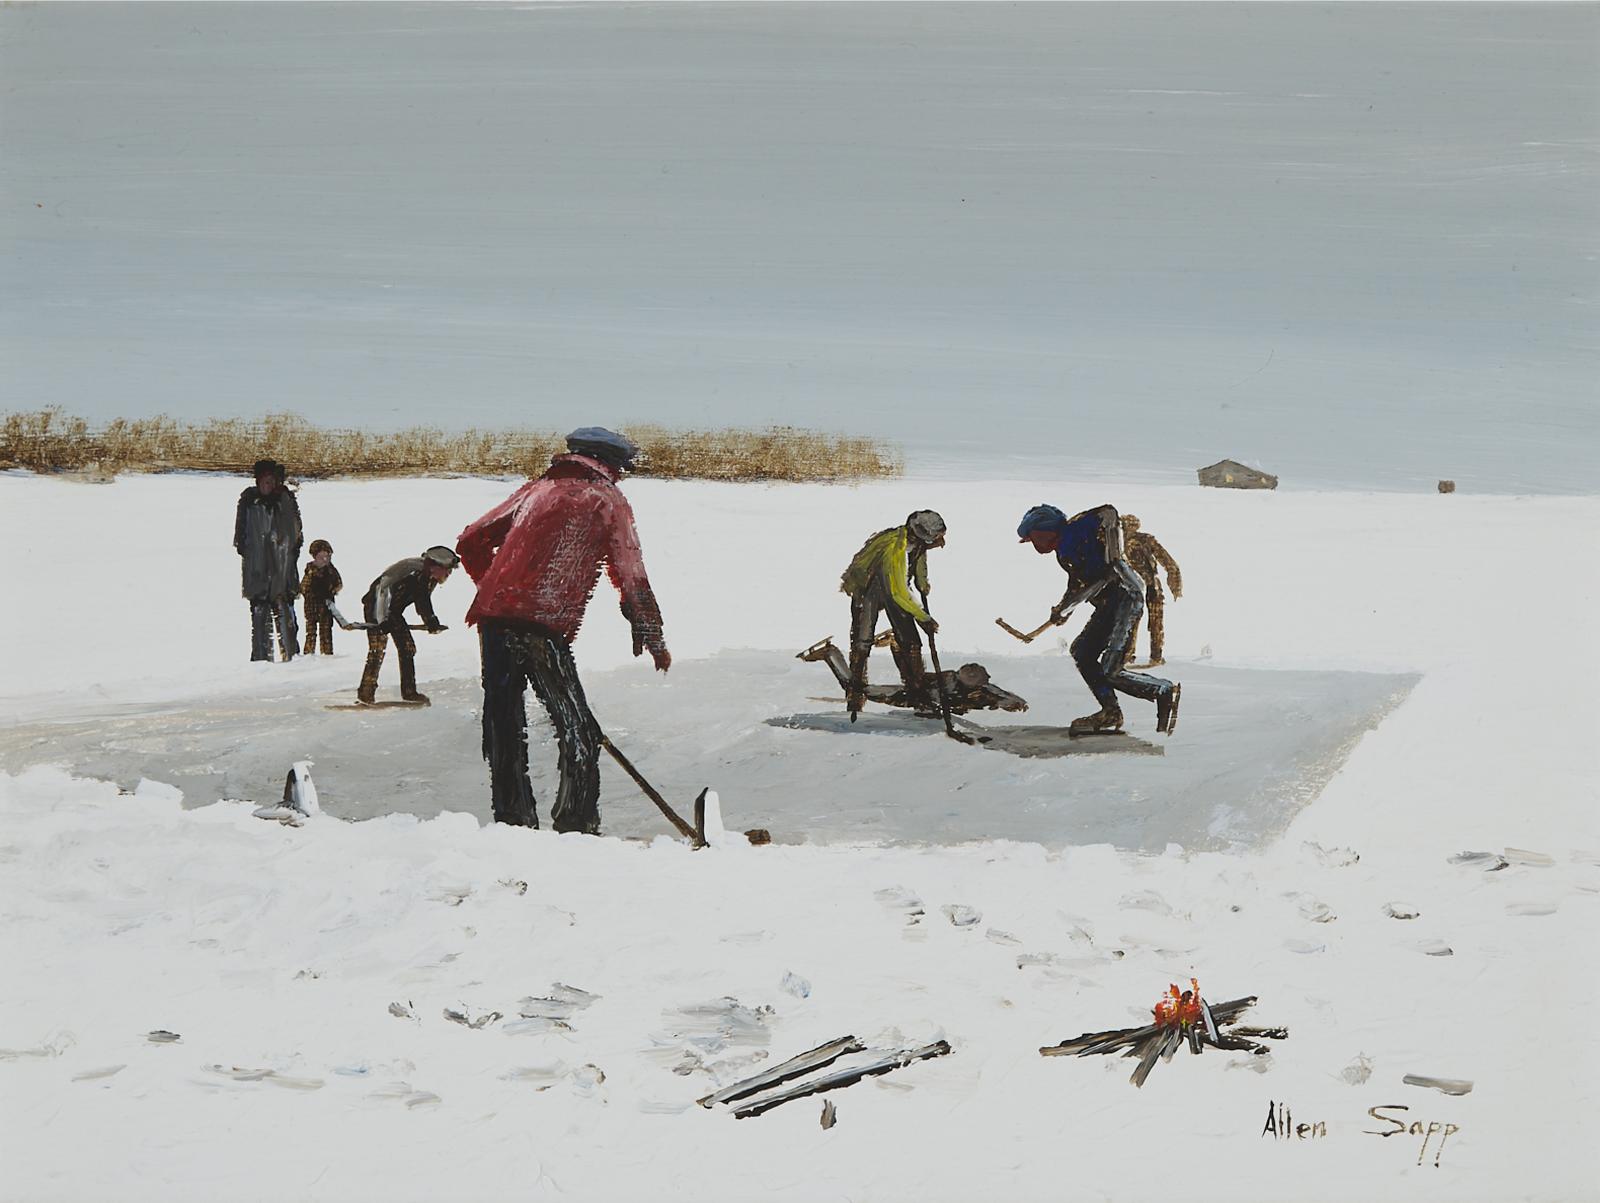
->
xmin=1120 ymin=514 xmax=1182 ymax=666
xmin=300 ymin=539 xmax=342 ymax=655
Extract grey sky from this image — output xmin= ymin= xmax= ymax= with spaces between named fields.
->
xmin=3 ymin=2 xmax=1596 ymax=489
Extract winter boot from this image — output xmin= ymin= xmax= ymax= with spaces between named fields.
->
xmin=357 ymin=651 xmax=382 ymax=706
xmin=1156 ymin=682 xmax=1181 ymax=735
xmin=891 ymin=644 xmax=938 ymax=715
xmin=401 ymin=689 xmax=431 ymax=706
xmin=1070 ymin=703 xmax=1125 ymax=734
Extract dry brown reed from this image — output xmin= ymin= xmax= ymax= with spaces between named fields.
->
xmin=0 ymin=410 xmax=900 ymax=483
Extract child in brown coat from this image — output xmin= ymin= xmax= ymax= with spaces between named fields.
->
xmin=300 ymin=539 xmax=343 ymax=655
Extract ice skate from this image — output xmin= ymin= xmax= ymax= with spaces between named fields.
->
xmin=1069 ymin=704 xmax=1124 ymax=736
xmin=1157 ymin=682 xmax=1182 ymax=735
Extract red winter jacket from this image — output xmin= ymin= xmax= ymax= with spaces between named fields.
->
xmin=456 ymin=454 xmax=665 ymax=650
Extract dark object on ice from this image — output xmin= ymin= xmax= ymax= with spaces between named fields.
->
xmin=1438 ymin=480 xmax=1456 ymax=494
xmin=798 ymin=637 xmax=1027 ymax=716
xmin=710 ymin=1036 xmax=953 ymax=1119
xmin=1403 ymin=1074 xmax=1474 ymax=1096
xmin=1040 ymin=981 xmax=1284 ymax=1088
xmin=1197 ymin=459 xmax=1278 ymax=490
xmin=744 ymin=828 xmax=772 ymax=846
xmin=821 ymin=1100 xmax=837 ymax=1129
xmin=145 ymin=1030 xmax=182 ymax=1044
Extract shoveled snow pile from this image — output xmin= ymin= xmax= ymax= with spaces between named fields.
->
xmin=2 ymin=473 xmax=1598 ymax=1202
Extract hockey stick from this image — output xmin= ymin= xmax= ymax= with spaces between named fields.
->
xmin=994 ymin=616 xmax=1059 ymax=644
xmin=326 ymin=600 xmax=445 ymax=632
xmin=598 ymin=734 xmax=699 ymax=842
xmin=919 ymin=588 xmax=976 ymax=746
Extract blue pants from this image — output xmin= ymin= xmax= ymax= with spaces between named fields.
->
xmin=1071 ymin=570 xmax=1169 ymax=709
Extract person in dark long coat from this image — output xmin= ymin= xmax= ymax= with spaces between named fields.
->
xmin=234 ymin=458 xmax=303 ymax=662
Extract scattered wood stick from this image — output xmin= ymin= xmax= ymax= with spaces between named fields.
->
xmin=1040 ymin=993 xmax=1285 ymax=1088
xmin=697 ymin=1035 xmax=865 ymax=1109
xmin=731 ymin=1041 xmax=952 ymax=1118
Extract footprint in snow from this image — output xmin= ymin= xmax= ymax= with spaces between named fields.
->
xmin=72 ymin=1064 xmax=126 ymax=1082
xmin=649 ymin=997 xmax=775 ymax=1074
xmin=1117 ymin=890 xmax=1173 ymax=916
xmin=371 ymin=1082 xmax=441 ymax=1108
xmin=204 ymin=1065 xmax=324 ymax=1090
xmin=443 ymin=1006 xmax=502 ymax=1030
xmin=1506 ymin=901 xmax=1558 ymax=916
xmin=875 ymin=886 xmax=925 ymax=926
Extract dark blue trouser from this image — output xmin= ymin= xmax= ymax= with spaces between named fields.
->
xmin=1071 ymin=570 xmax=1169 ymax=709
xmin=479 ymin=619 xmax=602 ymax=833
xmin=250 ymin=598 xmax=299 ymax=662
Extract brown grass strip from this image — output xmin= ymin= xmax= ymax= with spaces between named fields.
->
xmin=1 ymin=409 xmax=900 ymax=483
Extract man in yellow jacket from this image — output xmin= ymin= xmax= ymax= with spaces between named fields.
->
xmin=839 ymin=510 xmax=947 ymax=719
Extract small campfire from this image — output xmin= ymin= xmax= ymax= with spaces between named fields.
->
xmin=1040 ymin=979 xmax=1287 ymax=1087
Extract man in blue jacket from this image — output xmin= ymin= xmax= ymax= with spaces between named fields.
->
xmin=1017 ymin=503 xmax=1180 ymax=735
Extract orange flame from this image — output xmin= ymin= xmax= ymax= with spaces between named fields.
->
xmin=1152 ymin=978 xmax=1204 ymax=1028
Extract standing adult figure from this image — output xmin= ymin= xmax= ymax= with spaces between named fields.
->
xmin=1017 ymin=503 xmax=1180 ymax=735
xmin=456 ymin=428 xmax=671 ymax=834
xmin=233 ymin=457 xmax=303 ymax=662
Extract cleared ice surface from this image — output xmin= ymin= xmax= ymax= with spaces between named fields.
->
xmin=0 ymin=655 xmax=1416 ymax=853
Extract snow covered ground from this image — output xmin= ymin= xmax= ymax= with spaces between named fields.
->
xmin=3 ymin=471 xmax=1598 ymax=1202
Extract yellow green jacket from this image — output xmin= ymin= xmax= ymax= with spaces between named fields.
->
xmin=840 ymin=526 xmax=931 ymax=622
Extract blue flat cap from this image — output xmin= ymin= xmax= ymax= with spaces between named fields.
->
xmin=566 ymin=427 xmax=639 ymax=470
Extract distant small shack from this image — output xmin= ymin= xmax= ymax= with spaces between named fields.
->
xmin=1198 ymin=459 xmax=1278 ymax=490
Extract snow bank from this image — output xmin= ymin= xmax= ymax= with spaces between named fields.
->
xmin=2 ymin=474 xmax=1598 ymax=1201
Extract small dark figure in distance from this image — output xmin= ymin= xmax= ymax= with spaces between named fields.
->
xmin=234 ymin=458 xmax=303 ymax=662
xmin=1018 ymin=503 xmax=1180 ymax=735
xmin=1119 ymin=514 xmax=1182 ymax=667
xmin=300 ymin=539 xmax=342 ymax=655
xmin=456 ymin=427 xmax=670 ymax=834
xmin=839 ymin=510 xmax=947 ymax=720
xmin=356 ymin=546 xmax=458 ymax=705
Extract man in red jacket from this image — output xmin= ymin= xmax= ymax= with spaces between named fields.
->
xmin=456 ymin=427 xmax=670 ymax=833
